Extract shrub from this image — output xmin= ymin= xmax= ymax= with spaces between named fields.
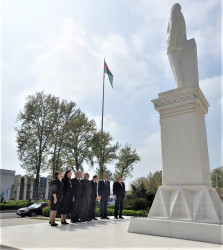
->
xmin=123 ymin=204 xmax=134 ymax=210
xmin=129 ymin=198 xmax=148 ymax=210
xmin=42 ymin=206 xmax=50 ymax=217
xmin=122 ymin=209 xmax=148 ymax=217
xmin=42 ymin=206 xmax=148 ymax=218
xmin=42 ymin=206 xmax=70 ymax=218
xmin=107 ymin=205 xmax=115 ymax=209
xmin=0 ymin=200 xmax=34 ymax=210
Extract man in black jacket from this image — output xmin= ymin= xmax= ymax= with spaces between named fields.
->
xmin=90 ymin=175 xmax=98 ymax=220
xmin=98 ymin=173 xmax=110 ymax=219
xmin=71 ymin=171 xmax=83 ymax=223
xmin=113 ymin=175 xmax=126 ymax=219
xmin=81 ymin=173 xmax=93 ymax=221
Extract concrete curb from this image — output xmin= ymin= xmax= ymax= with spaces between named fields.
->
xmin=0 ymin=210 xmax=17 ymax=213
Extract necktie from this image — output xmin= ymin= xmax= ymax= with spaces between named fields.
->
xmin=119 ymin=182 xmax=122 ymax=187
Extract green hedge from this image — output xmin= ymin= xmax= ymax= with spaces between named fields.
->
xmin=0 ymin=200 xmax=33 ymax=210
xmin=42 ymin=206 xmax=148 ymax=218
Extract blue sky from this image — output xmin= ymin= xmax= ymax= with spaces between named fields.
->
xmin=1 ymin=0 xmax=222 ymax=189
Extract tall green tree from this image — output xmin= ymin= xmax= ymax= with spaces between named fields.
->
xmin=92 ymin=131 xmax=119 ymax=179
xmin=211 ymin=167 xmax=223 ymax=188
xmin=62 ymin=109 xmax=96 ymax=172
xmin=147 ymin=171 xmax=162 ymax=194
xmin=114 ymin=144 xmax=140 ymax=179
xmin=15 ymin=92 xmax=58 ymax=200
xmin=48 ymin=100 xmax=77 ymax=178
xmin=131 ymin=171 xmax=162 ymax=195
xmin=131 ymin=182 xmax=147 ymax=198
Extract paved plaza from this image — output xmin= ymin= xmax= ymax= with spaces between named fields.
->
xmin=0 ymin=216 xmax=222 ymax=249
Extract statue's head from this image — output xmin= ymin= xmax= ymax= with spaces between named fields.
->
xmin=171 ymin=3 xmax=181 ymax=12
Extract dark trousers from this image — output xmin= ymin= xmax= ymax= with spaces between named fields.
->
xmin=114 ymin=196 xmax=124 ymax=217
xmin=82 ymin=198 xmax=91 ymax=220
xmin=100 ymin=196 xmax=108 ymax=218
xmin=71 ymin=198 xmax=82 ymax=221
xmin=90 ymin=198 xmax=96 ymax=219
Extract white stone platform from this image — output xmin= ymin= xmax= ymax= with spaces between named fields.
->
xmin=1 ymin=217 xmax=223 ymax=249
xmin=128 ymin=218 xmax=223 ymax=245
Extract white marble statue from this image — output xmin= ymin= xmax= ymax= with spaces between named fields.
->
xmin=167 ymin=3 xmax=199 ymax=88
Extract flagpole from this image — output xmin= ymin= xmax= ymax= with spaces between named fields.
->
xmin=100 ymin=58 xmax=105 ymax=177
xmin=101 ymin=58 xmax=105 ymax=136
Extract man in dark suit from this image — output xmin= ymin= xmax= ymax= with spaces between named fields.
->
xmin=98 ymin=173 xmax=110 ymax=219
xmin=71 ymin=171 xmax=83 ymax=223
xmin=90 ymin=175 xmax=98 ymax=220
xmin=113 ymin=175 xmax=126 ymax=219
xmin=81 ymin=173 xmax=93 ymax=221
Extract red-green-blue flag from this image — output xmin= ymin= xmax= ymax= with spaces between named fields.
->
xmin=104 ymin=61 xmax=113 ymax=88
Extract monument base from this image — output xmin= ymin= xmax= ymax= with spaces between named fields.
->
xmin=128 ymin=218 xmax=223 ymax=244
xmin=149 ymin=185 xmax=223 ymax=224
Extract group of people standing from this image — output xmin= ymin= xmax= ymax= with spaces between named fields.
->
xmin=49 ymin=170 xmax=126 ymax=226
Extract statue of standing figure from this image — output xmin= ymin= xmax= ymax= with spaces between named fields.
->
xmin=167 ymin=3 xmax=199 ymax=88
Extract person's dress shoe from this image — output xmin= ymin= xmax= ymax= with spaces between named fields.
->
xmin=51 ymin=223 xmax=58 ymax=226
xmin=76 ymin=219 xmax=82 ymax=223
xmin=61 ymin=221 xmax=69 ymax=224
xmin=100 ymin=217 xmax=104 ymax=219
xmin=71 ymin=220 xmax=76 ymax=223
xmin=104 ymin=217 xmax=110 ymax=219
xmin=114 ymin=216 xmax=118 ymax=219
xmin=93 ymin=218 xmax=98 ymax=220
xmin=119 ymin=216 xmax=124 ymax=219
xmin=86 ymin=218 xmax=91 ymax=221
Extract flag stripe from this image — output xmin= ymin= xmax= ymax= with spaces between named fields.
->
xmin=104 ymin=61 xmax=113 ymax=88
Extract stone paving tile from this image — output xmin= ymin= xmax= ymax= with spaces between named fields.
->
xmin=0 ymin=217 xmax=47 ymax=227
xmin=0 ymin=217 xmax=222 ymax=249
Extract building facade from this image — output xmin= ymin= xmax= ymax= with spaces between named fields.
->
xmin=0 ymin=169 xmax=16 ymax=200
xmin=0 ymin=169 xmax=50 ymax=201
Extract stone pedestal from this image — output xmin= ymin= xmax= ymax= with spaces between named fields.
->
xmin=153 ymin=86 xmax=211 ymax=186
xmin=128 ymin=86 xmax=223 ymax=244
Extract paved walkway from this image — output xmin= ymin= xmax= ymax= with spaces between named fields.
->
xmin=1 ymin=217 xmax=222 ymax=249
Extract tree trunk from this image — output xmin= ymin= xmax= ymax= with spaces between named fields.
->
xmin=52 ymin=144 xmax=57 ymax=178
xmin=33 ymin=169 xmax=40 ymax=201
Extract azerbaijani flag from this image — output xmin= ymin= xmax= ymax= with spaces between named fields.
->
xmin=104 ymin=61 xmax=113 ymax=88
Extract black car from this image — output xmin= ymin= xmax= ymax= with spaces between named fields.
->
xmin=16 ymin=202 xmax=48 ymax=217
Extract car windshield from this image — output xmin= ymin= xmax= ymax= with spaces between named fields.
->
xmin=29 ymin=203 xmax=41 ymax=208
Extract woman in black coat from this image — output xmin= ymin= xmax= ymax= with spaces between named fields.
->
xmin=58 ymin=169 xmax=74 ymax=224
xmin=49 ymin=171 xmax=63 ymax=226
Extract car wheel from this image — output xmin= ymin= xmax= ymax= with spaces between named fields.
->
xmin=21 ymin=214 xmax=25 ymax=217
xmin=31 ymin=212 xmax=36 ymax=217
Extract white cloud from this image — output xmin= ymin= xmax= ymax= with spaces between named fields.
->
xmin=124 ymin=131 xmax=162 ymax=189
xmin=27 ymin=19 xmax=102 ymax=103
xmin=89 ymin=113 xmax=130 ymax=145
xmin=200 ymin=75 xmax=222 ymax=114
xmin=200 ymin=75 xmax=221 ymax=100
xmin=136 ymin=132 xmax=162 ymax=174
